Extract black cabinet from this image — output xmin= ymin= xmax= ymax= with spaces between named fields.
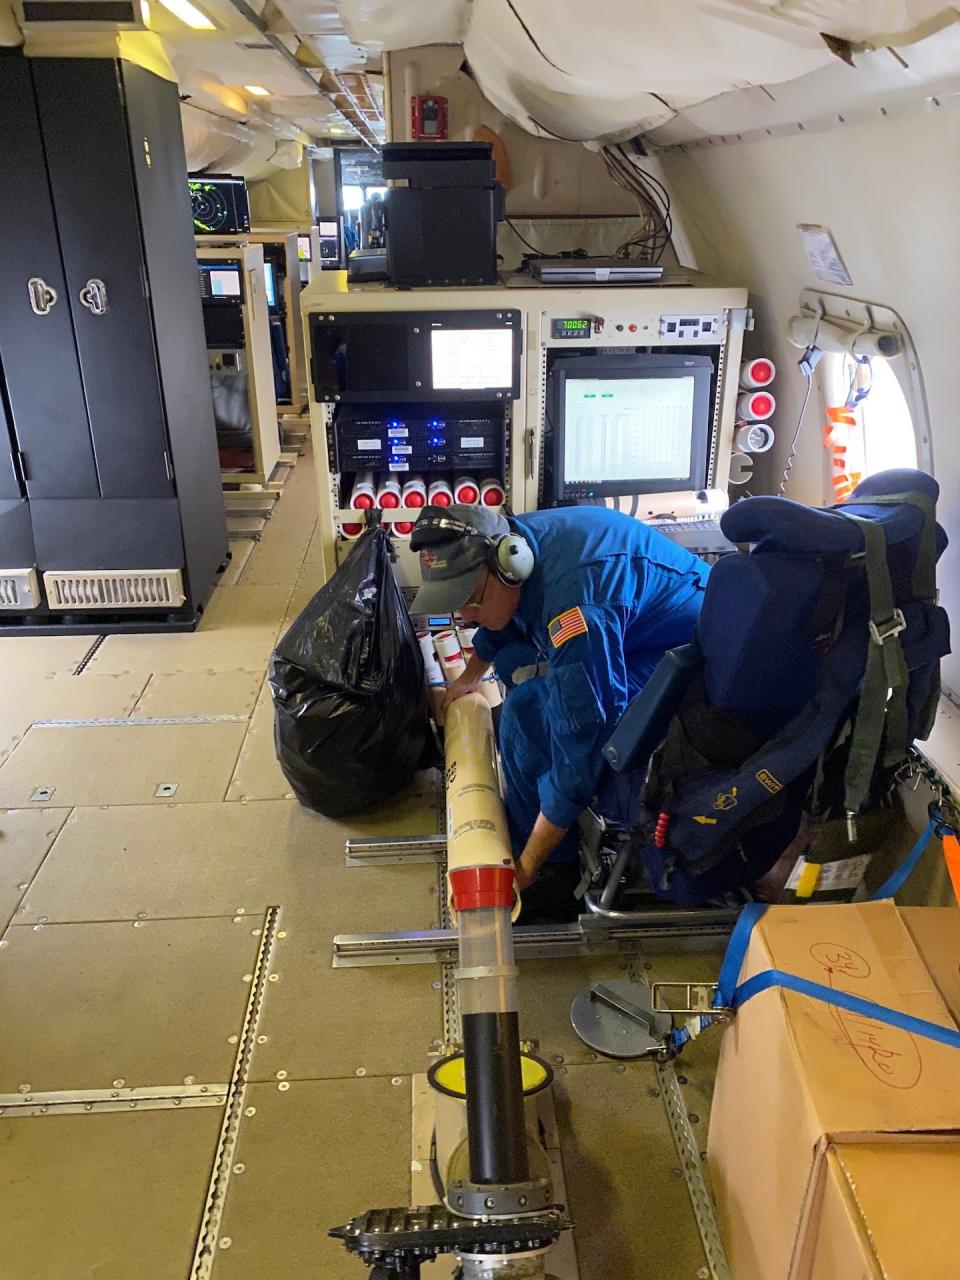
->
xmin=0 ymin=50 xmax=227 ymax=632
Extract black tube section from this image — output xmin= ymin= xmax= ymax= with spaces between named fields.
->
xmin=462 ymin=1010 xmax=530 ymax=1185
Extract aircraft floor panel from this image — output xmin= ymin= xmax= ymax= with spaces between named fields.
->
xmin=15 ymin=795 xmax=442 ymax=927
xmin=133 ymin=669 xmax=264 ymax=718
xmin=0 ymin=807 xmax=68 ymax=931
xmin=0 ymin=633 xmax=103 ymax=679
xmin=554 ymin=1061 xmax=710 ymax=1279
xmin=84 ymin=584 xmax=292 ymax=675
xmin=247 ymin=913 xmax=443 ymax=1083
xmin=0 ymin=721 xmax=248 ymax=808
xmin=0 ymin=915 xmax=261 ymax=1093
xmin=209 ymin=1077 xmax=411 ymax=1280
xmin=0 ymin=1107 xmax=223 ymax=1280
xmin=0 ymin=671 xmax=148 ymax=762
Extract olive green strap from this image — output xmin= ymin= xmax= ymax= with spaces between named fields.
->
xmin=837 ymin=514 xmax=909 ymax=815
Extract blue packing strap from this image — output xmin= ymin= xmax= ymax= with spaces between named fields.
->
xmin=712 ymin=892 xmax=960 ymax=1053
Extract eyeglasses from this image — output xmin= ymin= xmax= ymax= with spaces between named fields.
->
xmin=460 ymin=570 xmax=489 ymax=616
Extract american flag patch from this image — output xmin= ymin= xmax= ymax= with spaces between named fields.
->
xmin=548 ymin=607 xmax=588 ymax=649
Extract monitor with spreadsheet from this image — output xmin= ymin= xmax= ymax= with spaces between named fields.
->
xmin=549 ymin=354 xmax=713 ymax=500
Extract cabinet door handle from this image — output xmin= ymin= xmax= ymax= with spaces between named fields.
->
xmin=27 ymin=276 xmax=58 ymax=316
xmin=79 ymin=278 xmax=109 ymax=316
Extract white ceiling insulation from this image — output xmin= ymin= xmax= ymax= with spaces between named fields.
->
xmin=337 ymin=0 xmax=960 ymax=141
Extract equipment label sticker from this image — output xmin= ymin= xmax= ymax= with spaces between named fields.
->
xmin=357 ymin=438 xmax=381 ymax=450
xmin=387 ymin=427 xmax=408 ymax=437
xmin=460 ymin=437 xmax=484 ymax=449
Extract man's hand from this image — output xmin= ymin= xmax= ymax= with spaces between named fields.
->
xmin=442 ymin=654 xmax=493 ymax=710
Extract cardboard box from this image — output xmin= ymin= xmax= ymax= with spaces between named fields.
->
xmin=901 ymin=906 xmax=960 ymax=1023
xmin=808 ymin=1141 xmax=960 ymax=1279
xmin=707 ymin=902 xmax=960 ymax=1280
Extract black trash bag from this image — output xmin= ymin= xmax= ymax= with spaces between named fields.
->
xmin=269 ymin=526 xmax=434 ymax=817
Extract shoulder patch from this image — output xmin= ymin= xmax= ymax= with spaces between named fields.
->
xmin=548 ymin=607 xmax=588 ymax=649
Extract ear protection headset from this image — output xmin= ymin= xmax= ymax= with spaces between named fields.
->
xmin=410 ymin=509 xmax=535 ymax=585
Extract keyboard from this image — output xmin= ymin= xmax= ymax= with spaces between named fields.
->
xmin=646 ymin=516 xmax=738 ymax=557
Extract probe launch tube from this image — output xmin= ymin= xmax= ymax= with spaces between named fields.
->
xmin=445 ymin=694 xmax=528 ymax=1187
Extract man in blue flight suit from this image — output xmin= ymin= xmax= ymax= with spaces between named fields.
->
xmin=411 ymin=504 xmax=709 ymax=919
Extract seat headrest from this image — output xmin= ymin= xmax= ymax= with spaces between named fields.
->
xmin=721 ymin=468 xmax=944 ymax=556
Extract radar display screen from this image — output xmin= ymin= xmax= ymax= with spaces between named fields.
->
xmin=189 ymin=174 xmax=251 ymax=236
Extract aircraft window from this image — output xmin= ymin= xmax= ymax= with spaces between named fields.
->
xmin=823 ymin=354 xmax=918 ymax=499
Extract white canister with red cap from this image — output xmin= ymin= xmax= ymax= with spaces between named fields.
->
xmin=376 ymin=473 xmax=402 ymax=508
xmin=479 ymin=478 xmax=506 ymax=507
xmin=428 ymin=477 xmax=454 ymax=507
xmin=453 ymin=475 xmax=480 ymax=504
xmin=342 ymin=470 xmax=376 ymax=538
xmin=737 ymin=390 xmax=776 ymax=421
xmin=417 ymin=631 xmax=445 ymax=720
xmin=739 ymin=358 xmax=776 ymax=390
xmin=433 ymin=629 xmax=467 ymax=680
xmin=401 ymin=474 xmax=427 ymax=509
xmin=349 ymin=470 xmax=376 ymax=510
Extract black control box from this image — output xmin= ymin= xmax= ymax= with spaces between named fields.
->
xmin=334 ymin=403 xmax=505 ymax=473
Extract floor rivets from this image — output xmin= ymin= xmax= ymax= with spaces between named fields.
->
xmin=355 ymin=1067 xmax=366 ymax=1077
xmin=244 ymin=1106 xmax=256 ymax=1117
xmin=183 ymin=1076 xmax=195 ymax=1086
xmin=153 ymin=783 xmax=178 ymax=799
xmin=277 ymin=1081 xmax=290 ymax=1092
xmin=113 ymin=1079 xmax=125 ymax=1088
xmin=218 ymin=1237 xmax=232 ymax=1250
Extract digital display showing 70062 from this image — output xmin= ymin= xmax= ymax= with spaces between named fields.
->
xmin=551 ymin=318 xmax=592 ymax=339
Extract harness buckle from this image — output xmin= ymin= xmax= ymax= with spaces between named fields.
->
xmin=868 ymin=608 xmax=906 ymax=646
xmin=651 ymin=981 xmax=731 ymax=1017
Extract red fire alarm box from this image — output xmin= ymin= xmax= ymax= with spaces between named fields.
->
xmin=411 ymin=95 xmax=448 ymax=140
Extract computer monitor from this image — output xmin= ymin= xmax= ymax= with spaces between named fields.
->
xmin=264 ymin=261 xmax=278 ymax=309
xmin=297 ymin=234 xmax=312 ymax=261
xmin=197 ymin=261 xmax=244 ymax=303
xmin=189 ymin=174 xmax=251 ymax=235
xmin=430 ymin=328 xmax=514 ymax=392
xmin=549 ymin=354 xmax=714 ymax=500
xmin=316 ymin=219 xmax=341 ymax=265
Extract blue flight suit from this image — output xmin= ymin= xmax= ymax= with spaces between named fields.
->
xmin=473 ymin=508 xmax=710 ymax=864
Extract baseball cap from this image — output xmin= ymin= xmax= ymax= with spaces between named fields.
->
xmin=409 ymin=503 xmax=510 ymax=615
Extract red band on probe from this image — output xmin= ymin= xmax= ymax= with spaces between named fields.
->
xmin=449 ymin=865 xmax=516 ymax=911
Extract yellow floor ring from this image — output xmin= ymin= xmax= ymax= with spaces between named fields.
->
xmin=428 ymin=1051 xmax=553 ymax=1099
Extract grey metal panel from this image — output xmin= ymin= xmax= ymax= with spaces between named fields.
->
xmin=30 ymin=498 xmax=184 ymax=570
xmin=0 ymin=1108 xmax=222 ymax=1280
xmin=0 ymin=50 xmax=99 ymax=499
xmin=30 ymin=58 xmax=174 ymax=500
xmin=0 ymin=915 xmax=260 ymax=1092
xmin=119 ymin=60 xmax=228 ymax=607
xmin=0 ymin=499 xmax=37 ymax=565
xmin=211 ymin=1078 xmax=412 ymax=1279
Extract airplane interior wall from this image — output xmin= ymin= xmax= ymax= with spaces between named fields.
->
xmin=659 ymin=108 xmax=960 ymax=694
xmin=385 ymin=44 xmax=640 ymax=218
